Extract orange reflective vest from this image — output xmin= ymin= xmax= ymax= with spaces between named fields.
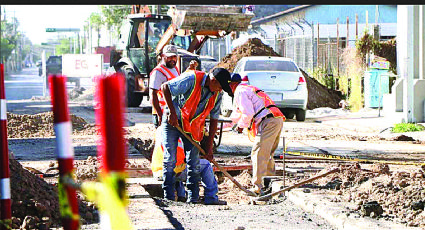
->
xmin=150 ymin=64 xmax=180 ymax=115
xmin=238 ymin=84 xmax=286 ymax=142
xmin=151 ymin=129 xmax=186 ymax=176
xmin=180 ymin=70 xmax=219 ymax=143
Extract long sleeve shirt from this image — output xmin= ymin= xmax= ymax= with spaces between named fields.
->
xmin=229 ymin=84 xmax=273 ymax=129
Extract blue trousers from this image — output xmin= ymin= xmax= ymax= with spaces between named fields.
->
xmin=176 ymin=159 xmax=219 ymax=204
xmin=161 ymin=121 xmax=201 ymax=203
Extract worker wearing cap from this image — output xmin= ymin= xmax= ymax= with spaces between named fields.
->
xmin=160 ymin=67 xmax=233 ymax=204
xmin=226 ymin=73 xmax=286 ymax=196
xmin=149 ymin=44 xmax=180 ymax=127
xmin=149 ymin=44 xmax=186 ymax=201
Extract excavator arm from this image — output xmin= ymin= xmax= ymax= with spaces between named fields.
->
xmin=155 ymin=5 xmax=254 ymax=56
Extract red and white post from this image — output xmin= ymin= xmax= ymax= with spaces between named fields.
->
xmin=0 ymin=64 xmax=11 ymax=230
xmin=49 ymin=75 xmax=80 ymax=230
xmin=94 ymin=73 xmax=127 ymax=228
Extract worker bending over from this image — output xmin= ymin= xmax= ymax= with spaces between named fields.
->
xmin=227 ymin=74 xmax=286 ymax=196
xmin=160 ymin=67 xmax=233 ymax=204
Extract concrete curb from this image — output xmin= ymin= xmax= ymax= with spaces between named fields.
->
xmin=287 ymin=188 xmax=416 ymax=230
xmin=127 ymin=178 xmax=175 ymax=230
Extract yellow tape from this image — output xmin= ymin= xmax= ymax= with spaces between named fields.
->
xmin=58 ymin=174 xmax=80 ymax=222
xmin=81 ymin=172 xmax=134 ymax=230
xmin=285 ymin=151 xmax=425 ymax=166
xmin=0 ymin=219 xmax=12 ymax=230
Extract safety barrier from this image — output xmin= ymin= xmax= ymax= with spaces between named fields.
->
xmin=49 ymin=75 xmax=80 ymax=230
xmin=0 ymin=63 xmax=12 ymax=230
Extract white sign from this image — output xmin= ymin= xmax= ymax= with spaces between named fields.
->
xmin=62 ymin=54 xmax=103 ymax=78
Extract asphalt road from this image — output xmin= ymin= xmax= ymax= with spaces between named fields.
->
xmin=4 ymin=67 xmax=93 ymax=100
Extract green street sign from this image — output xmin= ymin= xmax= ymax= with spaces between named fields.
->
xmin=46 ymin=28 xmax=80 ymax=32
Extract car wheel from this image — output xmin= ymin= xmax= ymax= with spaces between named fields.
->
xmin=120 ymin=66 xmax=143 ymax=107
xmin=296 ymin=109 xmax=306 ymax=122
xmin=279 ymin=108 xmax=294 ymax=119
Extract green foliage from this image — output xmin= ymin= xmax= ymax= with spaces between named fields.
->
xmin=308 ymin=66 xmax=335 ymax=90
xmin=341 ymin=47 xmax=365 ymax=112
xmin=1 ymin=18 xmax=18 ymax=61
xmin=55 ymin=38 xmax=72 ymax=55
xmin=391 ymin=123 xmax=425 ymax=133
xmin=100 ymin=5 xmax=131 ymax=30
xmin=356 ymin=32 xmax=397 ymax=74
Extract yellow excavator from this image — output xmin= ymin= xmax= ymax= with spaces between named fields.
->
xmin=111 ymin=5 xmax=254 ymax=107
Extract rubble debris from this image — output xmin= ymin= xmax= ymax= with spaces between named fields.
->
xmin=8 ymin=156 xmax=99 ymax=229
xmin=214 ymin=38 xmax=343 ymax=110
xmin=361 ymin=201 xmax=383 ymax=217
xmin=313 ymin=163 xmax=425 ymax=227
xmin=391 ymin=135 xmax=416 ymax=142
xmin=128 ymin=137 xmax=155 ymax=161
xmin=68 ymin=87 xmax=86 ymax=100
xmin=6 ymin=112 xmax=97 ymax=138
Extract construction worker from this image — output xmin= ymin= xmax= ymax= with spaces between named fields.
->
xmin=226 ymin=73 xmax=286 ymax=196
xmin=149 ymin=44 xmax=180 ymax=128
xmin=149 ymin=44 xmax=186 ymax=201
xmin=160 ymin=67 xmax=233 ymax=204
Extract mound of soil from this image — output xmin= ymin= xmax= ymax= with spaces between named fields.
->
xmin=7 ymin=112 xmax=97 ymax=138
xmin=215 ymin=38 xmax=343 ymax=110
xmin=7 ymin=156 xmax=99 ymax=229
xmin=316 ymin=163 xmax=425 ymax=227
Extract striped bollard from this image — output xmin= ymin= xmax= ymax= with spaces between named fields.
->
xmin=0 ymin=64 xmax=11 ymax=230
xmin=94 ymin=73 xmax=128 ymax=229
xmin=49 ymin=75 xmax=80 ymax=230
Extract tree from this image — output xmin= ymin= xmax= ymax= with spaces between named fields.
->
xmin=90 ymin=12 xmax=103 ymax=47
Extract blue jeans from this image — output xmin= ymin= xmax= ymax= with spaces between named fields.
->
xmin=176 ymin=159 xmax=219 ymax=204
xmin=161 ymin=121 xmax=201 ymax=202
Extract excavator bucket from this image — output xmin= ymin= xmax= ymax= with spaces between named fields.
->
xmin=167 ymin=5 xmax=254 ymax=32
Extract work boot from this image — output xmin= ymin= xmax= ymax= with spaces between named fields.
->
xmin=177 ymin=196 xmax=186 ymax=202
xmin=205 ymin=199 xmax=227 ymax=205
xmin=247 ymin=187 xmax=264 ymax=197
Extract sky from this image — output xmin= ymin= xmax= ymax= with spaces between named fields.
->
xmin=2 ymin=5 xmax=101 ymax=45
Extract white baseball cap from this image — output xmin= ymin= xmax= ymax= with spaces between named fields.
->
xmin=163 ymin=45 xmax=178 ymax=57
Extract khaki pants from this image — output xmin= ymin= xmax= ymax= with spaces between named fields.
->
xmin=251 ymin=117 xmax=283 ymax=189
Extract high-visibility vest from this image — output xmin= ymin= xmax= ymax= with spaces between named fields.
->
xmin=236 ymin=84 xmax=286 ymax=142
xmin=180 ymin=70 xmax=219 ymax=143
xmin=151 ymin=128 xmax=186 ymax=178
xmin=150 ymin=64 xmax=180 ymax=115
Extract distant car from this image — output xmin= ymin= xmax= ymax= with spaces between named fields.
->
xmin=199 ymin=55 xmax=218 ymax=73
xmin=36 ymin=60 xmax=42 ymax=76
xmin=44 ymin=56 xmax=62 ymax=88
xmin=221 ymin=56 xmax=308 ymax=121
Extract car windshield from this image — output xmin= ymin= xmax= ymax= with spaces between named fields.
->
xmin=244 ymin=60 xmax=298 ymax=72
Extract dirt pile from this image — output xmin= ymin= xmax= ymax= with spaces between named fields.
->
xmin=315 ymin=163 xmax=425 ymax=227
xmin=7 ymin=112 xmax=97 ymax=138
xmin=217 ymin=170 xmax=253 ymax=204
xmin=7 ymin=156 xmax=99 ymax=229
xmin=215 ymin=38 xmax=343 ymax=109
xmin=300 ymin=69 xmax=343 ymax=110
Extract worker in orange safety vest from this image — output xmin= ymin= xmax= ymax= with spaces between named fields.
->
xmin=159 ymin=67 xmax=233 ymax=204
xmin=226 ymin=73 xmax=286 ymax=196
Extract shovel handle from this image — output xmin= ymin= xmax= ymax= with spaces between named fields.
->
xmin=175 ymin=125 xmax=257 ymax=197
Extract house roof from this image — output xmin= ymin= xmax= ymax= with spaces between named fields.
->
xmin=251 ymin=5 xmax=312 ymax=25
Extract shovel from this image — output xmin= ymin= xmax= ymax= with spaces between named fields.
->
xmin=175 ymin=125 xmax=258 ymax=197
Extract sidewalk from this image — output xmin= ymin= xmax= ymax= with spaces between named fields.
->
xmin=310 ymin=108 xmax=425 ymax=142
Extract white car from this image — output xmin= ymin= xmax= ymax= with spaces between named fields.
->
xmin=221 ymin=56 xmax=308 ymax=121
